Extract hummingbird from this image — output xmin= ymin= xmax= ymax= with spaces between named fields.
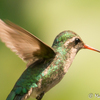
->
xmin=0 ymin=19 xmax=100 ymax=100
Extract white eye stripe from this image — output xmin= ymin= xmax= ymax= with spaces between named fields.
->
xmin=64 ymin=36 xmax=79 ymax=46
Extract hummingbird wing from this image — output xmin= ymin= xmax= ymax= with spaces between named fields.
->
xmin=0 ymin=19 xmax=55 ymax=65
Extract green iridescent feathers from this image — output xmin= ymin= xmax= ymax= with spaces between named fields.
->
xmin=52 ymin=30 xmax=78 ymax=47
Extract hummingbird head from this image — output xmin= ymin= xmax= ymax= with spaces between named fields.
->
xmin=52 ymin=30 xmax=100 ymax=53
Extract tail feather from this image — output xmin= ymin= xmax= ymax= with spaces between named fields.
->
xmin=6 ymin=91 xmax=23 ymax=100
xmin=13 ymin=96 xmax=23 ymax=100
xmin=6 ymin=91 xmax=15 ymax=100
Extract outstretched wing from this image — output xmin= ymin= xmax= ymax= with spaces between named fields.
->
xmin=0 ymin=19 xmax=55 ymax=65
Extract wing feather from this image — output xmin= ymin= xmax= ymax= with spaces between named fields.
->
xmin=0 ymin=19 xmax=55 ymax=65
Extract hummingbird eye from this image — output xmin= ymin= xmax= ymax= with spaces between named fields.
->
xmin=75 ymin=38 xmax=81 ymax=45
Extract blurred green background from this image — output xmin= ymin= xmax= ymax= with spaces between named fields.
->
xmin=0 ymin=0 xmax=100 ymax=100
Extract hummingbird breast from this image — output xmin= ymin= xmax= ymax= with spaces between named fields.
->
xmin=34 ymin=47 xmax=77 ymax=95
xmin=31 ymin=56 xmax=68 ymax=96
xmin=30 ymin=55 xmax=66 ymax=98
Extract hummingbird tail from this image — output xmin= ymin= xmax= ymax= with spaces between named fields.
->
xmin=6 ymin=91 xmax=23 ymax=100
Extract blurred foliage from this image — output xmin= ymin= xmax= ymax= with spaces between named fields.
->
xmin=0 ymin=0 xmax=100 ymax=100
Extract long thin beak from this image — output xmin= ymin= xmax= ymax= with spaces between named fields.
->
xmin=84 ymin=44 xmax=100 ymax=53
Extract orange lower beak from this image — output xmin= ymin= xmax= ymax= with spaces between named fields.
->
xmin=84 ymin=44 xmax=100 ymax=53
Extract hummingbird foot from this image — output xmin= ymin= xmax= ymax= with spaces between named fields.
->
xmin=36 ymin=92 xmax=44 ymax=100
